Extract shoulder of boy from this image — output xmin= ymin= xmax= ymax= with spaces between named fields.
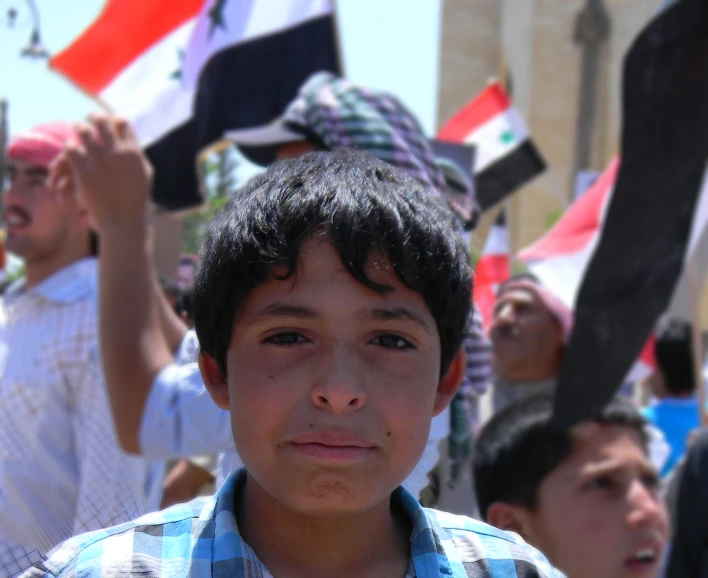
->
xmin=424 ymin=508 xmax=566 ymax=577
xmin=23 ymin=498 xmax=210 ymax=578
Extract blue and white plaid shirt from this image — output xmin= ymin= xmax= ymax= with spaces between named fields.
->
xmin=25 ymin=470 xmax=563 ymax=578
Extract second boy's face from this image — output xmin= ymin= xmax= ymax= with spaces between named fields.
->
xmin=524 ymin=424 xmax=669 ymax=578
xmin=205 ymin=237 xmax=461 ymax=515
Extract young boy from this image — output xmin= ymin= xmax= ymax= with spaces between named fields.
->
xmin=26 ymin=121 xmax=560 ymax=577
xmin=474 ymin=394 xmax=669 ymax=578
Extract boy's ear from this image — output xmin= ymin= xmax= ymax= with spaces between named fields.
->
xmin=486 ymin=502 xmax=535 ymax=542
xmin=432 ymin=347 xmax=466 ymax=416
xmin=198 ymin=352 xmax=230 ymax=411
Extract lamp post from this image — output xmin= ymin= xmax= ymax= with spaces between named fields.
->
xmin=1 ymin=1 xmax=48 ymax=210
xmin=6 ymin=0 xmax=50 ymax=60
xmin=571 ymin=0 xmax=610 ymax=199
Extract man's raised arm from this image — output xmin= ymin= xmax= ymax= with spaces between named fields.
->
xmin=57 ymin=114 xmax=184 ymax=453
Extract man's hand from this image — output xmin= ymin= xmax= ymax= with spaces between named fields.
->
xmin=52 ymin=113 xmax=153 ymax=233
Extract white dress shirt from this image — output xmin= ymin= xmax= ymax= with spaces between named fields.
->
xmin=141 ymin=330 xmax=456 ymax=498
xmin=0 ymin=258 xmax=164 ymax=578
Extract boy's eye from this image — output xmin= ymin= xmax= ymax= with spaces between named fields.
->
xmin=586 ymin=476 xmax=614 ymax=491
xmin=263 ymin=332 xmax=308 ymax=346
xmin=641 ymin=473 xmax=660 ymax=492
xmin=370 ymin=334 xmax=413 ymax=350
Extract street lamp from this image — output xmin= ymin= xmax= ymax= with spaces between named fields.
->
xmin=5 ymin=0 xmax=49 ymax=60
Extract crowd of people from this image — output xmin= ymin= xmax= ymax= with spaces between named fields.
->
xmin=1 ymin=72 xmax=707 ymax=578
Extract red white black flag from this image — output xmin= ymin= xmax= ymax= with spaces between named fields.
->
xmin=51 ymin=0 xmax=339 ymax=211
xmin=474 ymin=211 xmax=511 ymax=331
xmin=437 ymin=81 xmax=546 ymax=211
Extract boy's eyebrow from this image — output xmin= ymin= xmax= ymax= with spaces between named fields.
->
xmin=363 ymin=307 xmax=434 ymax=335
xmin=579 ymin=458 xmax=657 ymax=479
xmin=249 ymin=303 xmax=320 ymax=323
xmin=246 ymin=304 xmax=433 ymax=334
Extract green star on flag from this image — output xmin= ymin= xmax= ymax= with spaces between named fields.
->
xmin=170 ymin=49 xmax=185 ymax=80
xmin=500 ymin=129 xmax=515 ymax=145
xmin=208 ymin=0 xmax=229 ymax=39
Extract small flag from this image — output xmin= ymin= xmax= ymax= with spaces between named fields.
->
xmin=474 ymin=211 xmax=511 ymax=330
xmin=437 ymin=81 xmax=546 ymax=211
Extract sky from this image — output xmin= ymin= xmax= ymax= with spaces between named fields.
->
xmin=0 ymin=0 xmax=442 ymax=138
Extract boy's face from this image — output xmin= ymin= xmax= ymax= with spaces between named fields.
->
xmin=522 ymin=423 xmax=669 ymax=578
xmin=201 ymin=237 xmax=462 ymax=515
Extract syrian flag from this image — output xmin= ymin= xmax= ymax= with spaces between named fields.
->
xmin=184 ymin=0 xmax=340 ymax=152
xmin=51 ymin=0 xmax=203 ymax=211
xmin=437 ymin=81 xmax=546 ymax=211
xmin=51 ymin=0 xmax=340 ymax=212
xmin=474 ymin=211 xmax=511 ymax=330
xmin=518 ymin=158 xmax=657 ymax=381
xmin=540 ymin=0 xmax=708 ymax=429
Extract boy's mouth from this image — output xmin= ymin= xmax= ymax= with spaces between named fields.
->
xmin=624 ymin=542 xmax=662 ymax=573
xmin=284 ymin=430 xmax=379 ymax=462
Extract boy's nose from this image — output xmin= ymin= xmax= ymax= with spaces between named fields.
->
xmin=311 ymin=344 xmax=367 ymax=413
xmin=626 ymin=479 xmax=667 ymax=530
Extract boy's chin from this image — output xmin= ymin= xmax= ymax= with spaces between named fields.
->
xmin=249 ymin=469 xmax=404 ymax=517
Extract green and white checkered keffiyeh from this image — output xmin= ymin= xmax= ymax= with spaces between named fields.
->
xmin=281 ymin=72 xmax=479 ymax=223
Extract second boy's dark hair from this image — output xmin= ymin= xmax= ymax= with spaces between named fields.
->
xmin=473 ymin=394 xmax=648 ymax=521
xmin=193 ymin=149 xmax=472 ymax=377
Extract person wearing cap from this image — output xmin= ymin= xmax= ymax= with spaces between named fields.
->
xmin=0 ymin=122 xmax=164 ymax=576
xmin=65 ymin=73 xmax=491 ymax=509
xmin=489 ymin=275 xmax=573 ymax=415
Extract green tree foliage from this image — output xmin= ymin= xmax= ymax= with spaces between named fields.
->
xmin=182 ymin=146 xmax=238 ymax=255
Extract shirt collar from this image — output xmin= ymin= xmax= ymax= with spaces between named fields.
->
xmin=203 ymin=470 xmax=451 ymax=577
xmin=5 ymin=257 xmax=97 ymax=303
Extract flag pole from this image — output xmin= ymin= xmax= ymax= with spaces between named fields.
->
xmin=688 ymin=261 xmax=707 ymax=425
xmin=329 ymin=0 xmax=346 ymax=78
xmin=497 ymin=55 xmax=516 ymax=257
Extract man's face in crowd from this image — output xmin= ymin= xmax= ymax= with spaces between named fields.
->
xmin=178 ymin=262 xmax=196 ymax=290
xmin=200 ymin=236 xmax=462 ymax=516
xmin=3 ymin=158 xmax=84 ymax=263
xmin=521 ymin=424 xmax=669 ymax=578
xmin=490 ymin=288 xmax=563 ymax=379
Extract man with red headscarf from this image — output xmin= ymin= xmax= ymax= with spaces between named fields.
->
xmin=488 ymin=275 xmax=574 ymax=414
xmin=0 ymin=122 xmax=163 ymax=577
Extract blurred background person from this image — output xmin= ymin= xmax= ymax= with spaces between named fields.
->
xmin=642 ymin=320 xmax=703 ymax=478
xmin=0 ymin=122 xmax=163 ymax=577
xmin=489 ymin=275 xmax=572 ymax=415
